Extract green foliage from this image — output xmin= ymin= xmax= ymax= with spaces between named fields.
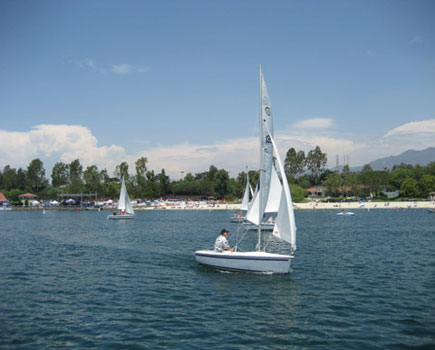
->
xmin=51 ymin=162 xmax=69 ymax=187
xmin=114 ymin=161 xmax=129 ymax=181
xmin=4 ymin=188 xmax=22 ymax=202
xmin=83 ymin=165 xmax=102 ymax=194
xmin=284 ymin=148 xmax=305 ymax=178
xmin=305 ymin=146 xmax=328 ymax=184
xmin=324 ymin=172 xmax=343 ymax=196
xmin=2 ymin=155 xmax=434 ymax=201
xmin=418 ymin=174 xmax=435 ymax=197
xmin=290 ymin=184 xmax=307 ymax=203
xmin=400 ymin=178 xmax=419 ymax=197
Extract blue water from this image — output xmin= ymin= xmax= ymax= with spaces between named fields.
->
xmin=0 ymin=209 xmax=434 ymax=349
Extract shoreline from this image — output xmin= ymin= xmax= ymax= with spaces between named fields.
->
xmin=8 ymin=201 xmax=435 ymax=211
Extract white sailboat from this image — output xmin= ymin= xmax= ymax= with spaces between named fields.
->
xmin=230 ymin=169 xmax=254 ymax=223
xmin=195 ymin=66 xmax=297 ymax=273
xmin=107 ymin=176 xmax=135 ymax=220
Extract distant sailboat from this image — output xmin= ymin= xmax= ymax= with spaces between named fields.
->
xmin=230 ymin=169 xmax=254 ymax=223
xmin=107 ymin=176 xmax=135 ymax=220
xmin=195 ymin=66 xmax=296 ymax=273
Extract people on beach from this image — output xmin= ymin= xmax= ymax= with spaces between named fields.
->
xmin=214 ymin=229 xmax=232 ymax=252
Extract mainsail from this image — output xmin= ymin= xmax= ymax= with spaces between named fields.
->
xmin=118 ymin=176 xmax=135 ymax=215
xmin=240 ymin=170 xmax=251 ymax=211
xmin=258 ymin=65 xmax=274 ymax=221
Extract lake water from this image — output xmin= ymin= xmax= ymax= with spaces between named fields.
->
xmin=0 ymin=209 xmax=434 ymax=349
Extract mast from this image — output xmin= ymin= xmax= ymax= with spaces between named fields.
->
xmin=257 ymin=64 xmax=262 ymax=251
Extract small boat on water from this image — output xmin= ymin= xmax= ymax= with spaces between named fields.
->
xmin=337 ymin=210 xmax=355 ymax=216
xmin=428 ymin=208 xmax=435 ymax=213
xmin=195 ymin=66 xmax=296 ymax=274
xmin=107 ymin=176 xmax=135 ymax=220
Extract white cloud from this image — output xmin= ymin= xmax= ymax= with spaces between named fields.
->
xmin=384 ymin=119 xmax=435 ymax=137
xmin=111 ymin=64 xmax=133 ymax=74
xmin=111 ymin=64 xmax=150 ymax=74
xmin=73 ymin=59 xmax=149 ymax=75
xmin=292 ymin=118 xmax=334 ymax=130
xmin=0 ymin=125 xmax=126 ymax=173
xmin=2 ymin=119 xmax=432 ymax=181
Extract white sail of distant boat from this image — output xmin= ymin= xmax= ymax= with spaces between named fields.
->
xmin=195 ymin=66 xmax=297 ymax=273
xmin=230 ymin=169 xmax=253 ymax=222
xmin=107 ymin=176 xmax=135 ymax=220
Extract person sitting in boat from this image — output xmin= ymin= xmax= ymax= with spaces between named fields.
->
xmin=113 ymin=210 xmax=116 ymax=216
xmin=214 ymin=229 xmax=233 ymax=252
xmin=266 ymin=215 xmax=274 ymax=224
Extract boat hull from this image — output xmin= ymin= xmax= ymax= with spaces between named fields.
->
xmin=107 ymin=214 xmax=135 ymax=220
xmin=195 ymin=250 xmax=293 ymax=273
xmin=229 ymin=217 xmax=246 ymax=223
xmin=242 ymin=222 xmax=274 ymax=231
xmin=336 ymin=212 xmax=355 ymax=216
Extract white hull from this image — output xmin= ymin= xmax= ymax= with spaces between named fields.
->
xmin=107 ymin=214 xmax=135 ymax=220
xmin=230 ymin=217 xmax=246 ymax=223
xmin=336 ymin=212 xmax=355 ymax=216
xmin=195 ymin=250 xmax=293 ymax=273
xmin=0 ymin=207 xmax=12 ymax=211
xmin=242 ymin=222 xmax=274 ymax=231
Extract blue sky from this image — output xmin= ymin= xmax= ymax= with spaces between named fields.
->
xmin=1 ymin=0 xmax=434 ymax=179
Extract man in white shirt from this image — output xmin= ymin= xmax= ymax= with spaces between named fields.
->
xmin=214 ymin=229 xmax=233 ymax=252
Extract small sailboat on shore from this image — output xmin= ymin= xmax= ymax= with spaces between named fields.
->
xmin=107 ymin=176 xmax=135 ymax=220
xmin=195 ymin=66 xmax=296 ymax=274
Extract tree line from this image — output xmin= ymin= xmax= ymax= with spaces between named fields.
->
xmin=284 ymin=146 xmax=435 ymax=200
xmin=1 ymin=145 xmax=434 ymax=204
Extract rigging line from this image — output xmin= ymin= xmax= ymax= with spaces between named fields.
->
xmin=227 ymin=221 xmax=244 ymax=245
xmin=233 ymin=227 xmax=250 ymax=252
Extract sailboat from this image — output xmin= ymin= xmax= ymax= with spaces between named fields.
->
xmin=107 ymin=176 xmax=135 ymax=220
xmin=230 ymin=169 xmax=254 ymax=223
xmin=195 ymin=66 xmax=297 ymax=273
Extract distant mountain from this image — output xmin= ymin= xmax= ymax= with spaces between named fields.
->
xmin=351 ymin=147 xmax=435 ymax=172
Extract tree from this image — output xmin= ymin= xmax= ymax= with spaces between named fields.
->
xmin=344 ymin=173 xmax=361 ymax=197
xmin=1 ymin=166 xmax=17 ymax=190
xmin=51 ymin=162 xmax=69 ymax=187
xmin=359 ymin=170 xmax=389 ymax=198
xmin=400 ymin=178 xmax=418 ymax=197
xmin=215 ymin=169 xmax=229 ymax=197
xmin=389 ymin=168 xmax=414 ymax=190
xmin=83 ymin=165 xmax=102 ymax=194
xmin=114 ymin=161 xmax=129 ymax=180
xmin=290 ymin=184 xmax=307 ymax=203
xmin=16 ymin=168 xmax=27 ymax=190
xmin=100 ymin=169 xmax=110 ymax=184
xmin=68 ymin=159 xmax=83 ymax=193
xmin=27 ymin=158 xmax=46 ymax=192
xmin=207 ymin=165 xmax=218 ymax=182
xmin=135 ymin=157 xmax=148 ymax=177
xmin=69 ymin=159 xmax=83 ymax=180
xmin=305 ymin=146 xmax=327 ymax=184
xmin=418 ymin=174 xmax=435 ymax=197
xmin=135 ymin=157 xmax=148 ymax=196
xmin=156 ymin=169 xmax=170 ymax=196
xmin=324 ymin=172 xmax=343 ymax=197
xmin=284 ymin=148 xmax=305 ymax=178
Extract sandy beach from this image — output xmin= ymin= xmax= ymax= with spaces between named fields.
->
xmin=10 ymin=200 xmax=435 ymax=211
xmin=133 ymin=201 xmax=435 ymax=211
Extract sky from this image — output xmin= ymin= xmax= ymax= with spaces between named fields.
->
xmin=1 ymin=0 xmax=434 ymax=180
